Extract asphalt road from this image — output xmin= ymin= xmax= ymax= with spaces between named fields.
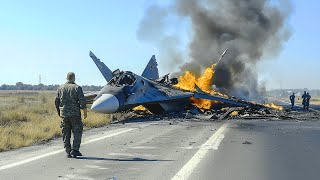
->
xmin=1 ymin=118 xmax=320 ymax=180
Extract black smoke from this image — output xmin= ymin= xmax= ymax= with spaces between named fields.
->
xmin=137 ymin=0 xmax=291 ymax=100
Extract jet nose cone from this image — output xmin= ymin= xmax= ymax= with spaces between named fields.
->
xmin=91 ymin=94 xmax=119 ymax=113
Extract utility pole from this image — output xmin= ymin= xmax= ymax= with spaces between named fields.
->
xmin=39 ymin=74 xmax=42 ymax=85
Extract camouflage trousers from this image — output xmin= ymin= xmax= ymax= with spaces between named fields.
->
xmin=61 ymin=116 xmax=83 ymax=153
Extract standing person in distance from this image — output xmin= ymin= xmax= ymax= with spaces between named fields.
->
xmin=289 ymin=92 xmax=295 ymax=110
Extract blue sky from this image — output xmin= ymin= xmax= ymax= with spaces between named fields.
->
xmin=0 ymin=0 xmax=319 ymax=89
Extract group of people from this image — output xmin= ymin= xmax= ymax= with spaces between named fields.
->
xmin=290 ymin=91 xmax=311 ymax=111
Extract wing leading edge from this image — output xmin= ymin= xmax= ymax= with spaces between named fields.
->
xmin=89 ymin=51 xmax=113 ymax=82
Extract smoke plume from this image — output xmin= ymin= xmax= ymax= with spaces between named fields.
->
xmin=137 ymin=0 xmax=291 ymax=100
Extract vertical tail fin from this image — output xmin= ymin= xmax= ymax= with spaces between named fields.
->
xmin=89 ymin=51 xmax=113 ymax=82
xmin=141 ymin=55 xmax=159 ymax=80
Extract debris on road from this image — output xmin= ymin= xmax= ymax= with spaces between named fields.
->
xmin=108 ymin=104 xmax=320 ymax=124
xmin=242 ymin=141 xmax=252 ymax=145
xmin=219 ymin=107 xmax=245 ymax=120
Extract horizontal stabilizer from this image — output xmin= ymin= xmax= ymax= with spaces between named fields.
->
xmin=141 ymin=55 xmax=159 ymax=80
xmin=89 ymin=51 xmax=113 ymax=81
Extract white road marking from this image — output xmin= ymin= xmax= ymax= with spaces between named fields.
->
xmin=0 ymin=128 xmax=135 ymax=171
xmin=130 ymin=146 xmax=157 ymax=149
xmin=0 ymin=149 xmax=66 ymax=170
xmin=85 ymin=165 xmax=108 ymax=170
xmin=171 ymin=122 xmax=228 ymax=180
xmin=211 ymin=134 xmax=225 ymax=150
xmin=64 ymin=174 xmax=94 ymax=180
xmin=180 ymin=147 xmax=194 ymax=150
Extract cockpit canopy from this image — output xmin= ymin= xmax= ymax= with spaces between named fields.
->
xmin=108 ymin=71 xmax=136 ymax=86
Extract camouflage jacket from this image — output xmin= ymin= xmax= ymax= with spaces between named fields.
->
xmin=55 ymin=82 xmax=86 ymax=117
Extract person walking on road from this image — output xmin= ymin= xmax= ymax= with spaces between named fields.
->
xmin=289 ymin=93 xmax=295 ymax=109
xmin=55 ymin=72 xmax=87 ymax=158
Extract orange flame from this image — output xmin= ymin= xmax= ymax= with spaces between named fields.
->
xmin=174 ymin=64 xmax=284 ymax=111
xmin=133 ymin=105 xmax=148 ymax=111
xmin=264 ymin=103 xmax=283 ymax=111
xmin=174 ymin=64 xmax=226 ymax=109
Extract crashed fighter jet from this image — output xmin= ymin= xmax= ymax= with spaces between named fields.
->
xmin=87 ymin=51 xmax=252 ymax=114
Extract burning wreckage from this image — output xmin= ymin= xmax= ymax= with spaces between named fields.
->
xmin=85 ymin=51 xmax=284 ymax=120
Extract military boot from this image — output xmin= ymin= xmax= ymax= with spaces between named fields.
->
xmin=70 ymin=150 xmax=83 ymax=158
xmin=66 ymin=149 xmax=72 ymax=158
xmin=67 ymin=152 xmax=72 ymax=158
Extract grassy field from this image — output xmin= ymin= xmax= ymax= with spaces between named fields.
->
xmin=0 ymin=91 xmax=112 ymax=152
xmin=310 ymin=97 xmax=320 ymax=105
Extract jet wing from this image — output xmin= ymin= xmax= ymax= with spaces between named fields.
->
xmin=125 ymin=79 xmax=193 ymax=105
xmin=141 ymin=55 xmax=159 ymax=80
xmin=89 ymin=51 xmax=113 ymax=81
xmin=125 ymin=78 xmax=251 ymax=107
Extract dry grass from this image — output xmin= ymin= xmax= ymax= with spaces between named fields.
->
xmin=0 ymin=91 xmax=111 ymax=152
xmin=310 ymin=97 xmax=320 ymax=105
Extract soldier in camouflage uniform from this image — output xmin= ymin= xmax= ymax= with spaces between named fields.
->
xmin=55 ymin=72 xmax=87 ymax=158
